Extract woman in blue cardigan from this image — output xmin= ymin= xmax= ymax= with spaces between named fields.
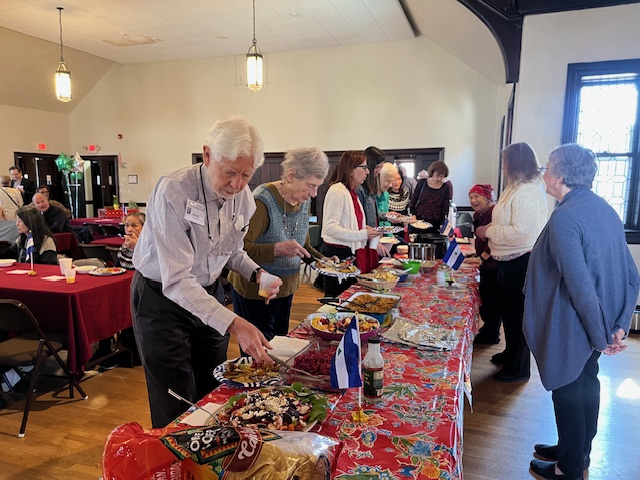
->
xmin=524 ymin=144 xmax=639 ymax=480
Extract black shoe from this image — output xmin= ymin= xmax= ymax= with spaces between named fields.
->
xmin=534 ymin=444 xmax=590 ymax=469
xmin=473 ymin=333 xmax=500 ymax=345
xmin=490 ymin=351 xmax=506 ymax=365
xmin=493 ymin=370 xmax=529 ymax=382
xmin=530 ymin=459 xmax=582 ymax=480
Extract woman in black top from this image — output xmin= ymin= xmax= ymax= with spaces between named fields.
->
xmin=410 ymin=160 xmax=451 ymax=231
xmin=8 ymin=206 xmax=58 ymax=264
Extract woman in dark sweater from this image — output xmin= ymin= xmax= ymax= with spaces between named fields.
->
xmin=410 ymin=160 xmax=451 ymax=231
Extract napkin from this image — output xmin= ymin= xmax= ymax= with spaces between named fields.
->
xmin=42 ymin=275 xmax=66 ymax=282
xmin=180 ymin=402 xmax=224 ymax=426
xmin=269 ymin=336 xmax=310 ymax=362
xmin=6 ymin=269 xmax=33 ymax=275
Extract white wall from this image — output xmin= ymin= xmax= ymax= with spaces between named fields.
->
xmin=0 ymin=104 xmax=70 ymax=170
xmin=69 ymin=36 xmax=502 ymax=206
xmin=514 ymin=3 xmax=640 ymax=302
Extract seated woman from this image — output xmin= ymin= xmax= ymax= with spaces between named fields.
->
xmin=116 ymin=212 xmax=145 ymax=269
xmin=319 ymin=150 xmax=384 ymax=297
xmin=6 ymin=206 xmax=58 ymax=264
xmin=97 ymin=211 xmax=146 ymax=368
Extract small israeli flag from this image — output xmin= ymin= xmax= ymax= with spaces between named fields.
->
xmin=442 ymin=238 xmax=464 ymax=270
xmin=25 ymin=233 xmax=35 ymax=261
xmin=330 ymin=315 xmax=362 ymax=389
xmin=440 ymin=218 xmax=452 ymax=236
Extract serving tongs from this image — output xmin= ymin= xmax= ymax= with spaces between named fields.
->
xmin=267 ymin=353 xmax=322 ymax=380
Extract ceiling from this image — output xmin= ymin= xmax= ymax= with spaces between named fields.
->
xmin=0 ymin=0 xmax=416 ymax=65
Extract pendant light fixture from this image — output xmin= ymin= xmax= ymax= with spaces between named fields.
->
xmin=55 ymin=6 xmax=72 ymax=102
xmin=246 ymin=0 xmax=263 ymax=91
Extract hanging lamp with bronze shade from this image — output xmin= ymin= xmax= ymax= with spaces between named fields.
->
xmin=55 ymin=6 xmax=71 ymax=102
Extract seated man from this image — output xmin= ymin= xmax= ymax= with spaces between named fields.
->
xmin=33 ymin=192 xmax=74 ymax=234
xmin=37 ymin=186 xmax=72 ymax=218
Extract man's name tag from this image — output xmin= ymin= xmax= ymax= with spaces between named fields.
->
xmin=185 ymin=199 xmax=206 ymax=226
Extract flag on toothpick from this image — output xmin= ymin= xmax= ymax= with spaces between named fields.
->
xmin=440 ymin=217 xmax=452 ymax=236
xmin=25 ymin=233 xmax=35 ymax=261
xmin=330 ymin=315 xmax=362 ymax=389
xmin=442 ymin=238 xmax=464 ymax=270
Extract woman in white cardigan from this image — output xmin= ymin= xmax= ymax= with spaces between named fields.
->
xmin=319 ymin=150 xmax=383 ymax=296
xmin=476 ymin=142 xmax=548 ymax=383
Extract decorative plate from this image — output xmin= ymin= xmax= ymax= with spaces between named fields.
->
xmin=375 ymin=225 xmax=404 ymax=234
xmin=214 ymin=383 xmax=328 ymax=431
xmin=89 ymin=267 xmax=127 ymax=276
xmin=212 ymin=356 xmax=282 ymax=388
xmin=311 ymin=260 xmax=360 ymax=278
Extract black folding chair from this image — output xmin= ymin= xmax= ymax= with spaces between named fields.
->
xmin=83 ymin=222 xmax=103 ymax=240
xmin=78 ymin=244 xmax=113 ymax=265
xmin=106 ymin=246 xmax=120 ymax=266
xmin=98 ymin=225 xmax=121 ymax=238
xmin=0 ymin=299 xmax=88 ymax=437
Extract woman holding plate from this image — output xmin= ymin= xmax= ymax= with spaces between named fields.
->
xmin=228 ymin=147 xmax=330 ymax=341
xmin=318 ymin=151 xmax=385 ymax=297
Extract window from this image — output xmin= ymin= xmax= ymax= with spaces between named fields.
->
xmin=562 ymin=59 xmax=640 ymax=242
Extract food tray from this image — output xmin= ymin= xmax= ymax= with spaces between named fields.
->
xmin=338 ymin=291 xmax=401 ymax=324
xmin=382 ymin=317 xmax=459 ymax=351
xmin=212 ymin=357 xmax=282 ymax=388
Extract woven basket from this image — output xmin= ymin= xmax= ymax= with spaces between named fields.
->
xmin=357 ymin=276 xmax=399 ymax=291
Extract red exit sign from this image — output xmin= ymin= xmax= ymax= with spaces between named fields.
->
xmin=36 ymin=143 xmax=47 ymax=151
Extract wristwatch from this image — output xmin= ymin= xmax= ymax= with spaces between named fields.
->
xmin=250 ymin=267 xmax=261 ymax=283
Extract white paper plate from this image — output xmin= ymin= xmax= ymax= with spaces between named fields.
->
xmin=75 ymin=265 xmax=98 ymax=274
xmin=0 ymin=259 xmax=16 ymax=267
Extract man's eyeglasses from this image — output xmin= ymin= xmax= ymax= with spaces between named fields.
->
xmin=355 ymin=165 xmax=370 ymax=170
xmin=538 ymin=166 xmax=548 ymax=174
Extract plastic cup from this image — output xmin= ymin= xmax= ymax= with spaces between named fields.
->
xmin=59 ymin=257 xmax=73 ymax=275
xmin=65 ymin=267 xmax=77 ymax=284
xmin=258 ymin=271 xmax=279 ymax=298
xmin=369 ymin=235 xmax=381 ymax=249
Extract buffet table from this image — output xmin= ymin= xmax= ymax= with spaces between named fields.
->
xmin=102 ymin=261 xmax=479 ymax=479
xmin=0 ymin=263 xmax=134 ymax=375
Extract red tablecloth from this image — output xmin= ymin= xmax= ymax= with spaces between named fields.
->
xmin=0 ymin=263 xmax=134 ymax=375
xmin=90 ymin=237 xmax=124 ymax=247
xmin=70 ymin=217 xmax=123 ymax=227
xmin=52 ymin=232 xmax=83 ymax=259
xmin=101 ymin=261 xmax=480 ymax=479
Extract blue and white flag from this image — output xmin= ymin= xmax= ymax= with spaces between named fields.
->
xmin=442 ymin=238 xmax=464 ymax=270
xmin=440 ymin=218 xmax=452 ymax=236
xmin=330 ymin=315 xmax=362 ymax=389
xmin=25 ymin=233 xmax=35 ymax=261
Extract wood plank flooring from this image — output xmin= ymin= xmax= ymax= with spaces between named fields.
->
xmin=1 ymin=276 xmax=639 ymax=479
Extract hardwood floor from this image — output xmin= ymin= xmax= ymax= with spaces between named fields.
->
xmin=1 ymin=276 xmax=639 ymax=479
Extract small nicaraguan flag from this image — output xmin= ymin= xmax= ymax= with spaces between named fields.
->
xmin=330 ymin=315 xmax=362 ymax=389
xmin=25 ymin=233 xmax=35 ymax=261
xmin=440 ymin=218 xmax=452 ymax=236
xmin=442 ymin=238 xmax=464 ymax=270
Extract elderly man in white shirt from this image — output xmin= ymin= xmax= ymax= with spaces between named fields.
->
xmin=132 ymin=116 xmax=282 ymax=428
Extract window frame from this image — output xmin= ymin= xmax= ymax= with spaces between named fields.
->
xmin=562 ymin=58 xmax=640 ymax=243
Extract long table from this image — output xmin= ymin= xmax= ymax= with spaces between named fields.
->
xmin=102 ymin=261 xmax=479 ymax=479
xmin=0 ymin=263 xmax=134 ymax=375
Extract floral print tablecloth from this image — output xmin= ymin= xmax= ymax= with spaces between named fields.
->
xmin=293 ymin=262 xmax=480 ymax=480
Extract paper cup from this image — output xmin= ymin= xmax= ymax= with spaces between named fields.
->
xmin=59 ymin=257 xmax=73 ymax=275
xmin=65 ymin=267 xmax=77 ymax=284
xmin=258 ymin=271 xmax=279 ymax=298
xmin=369 ymin=235 xmax=381 ymax=249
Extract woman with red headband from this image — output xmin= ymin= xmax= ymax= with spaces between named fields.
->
xmin=469 ymin=184 xmax=501 ymax=345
